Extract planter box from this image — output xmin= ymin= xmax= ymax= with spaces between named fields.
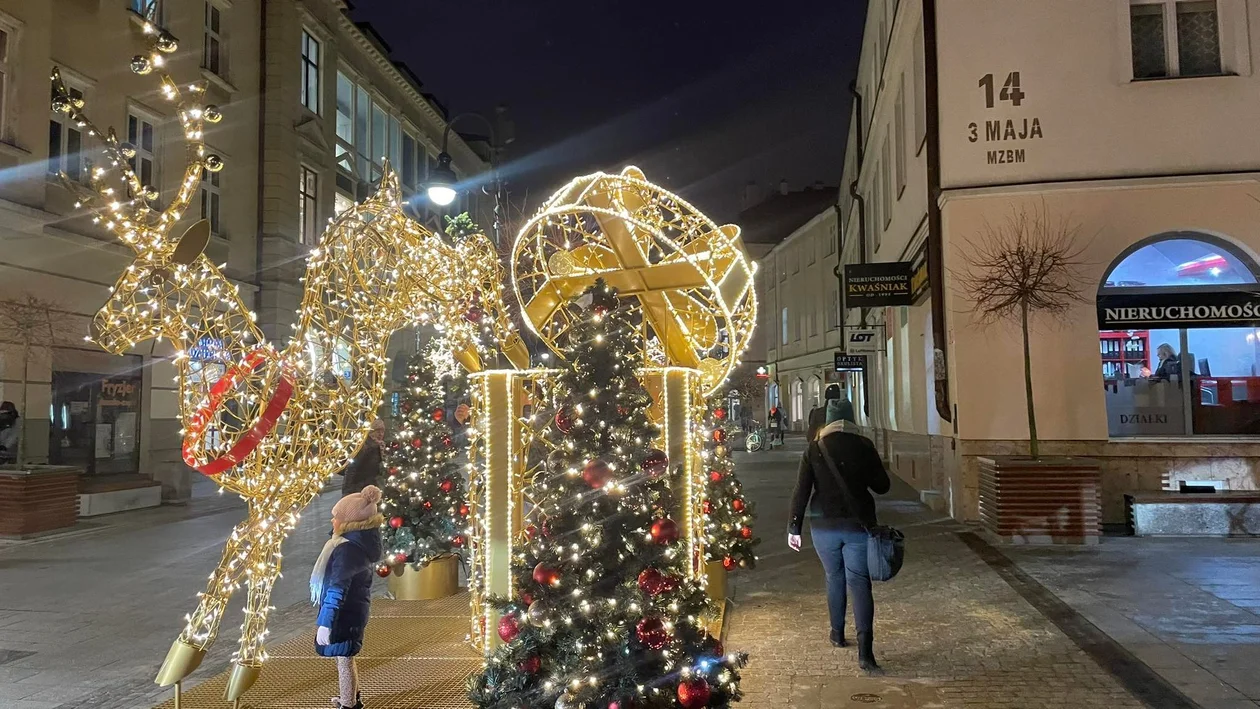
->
xmin=387 ymin=555 xmax=461 ymax=600
xmin=0 ymin=466 xmax=83 ymax=537
xmin=978 ymin=456 xmax=1101 ymax=545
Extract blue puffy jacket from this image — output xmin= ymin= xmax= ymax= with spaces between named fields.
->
xmin=315 ymin=524 xmax=382 ymax=657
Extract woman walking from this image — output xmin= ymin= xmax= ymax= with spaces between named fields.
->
xmin=788 ymin=398 xmax=890 ymax=674
xmin=312 ymin=484 xmax=384 ymax=709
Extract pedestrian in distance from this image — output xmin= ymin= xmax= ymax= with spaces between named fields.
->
xmin=312 ymin=484 xmax=385 ymax=709
xmin=767 ymin=405 xmax=784 ymax=447
xmin=0 ymin=401 xmax=19 ymax=465
xmin=788 ymin=397 xmax=891 ymax=674
xmin=807 ymin=383 xmax=844 ymax=442
xmin=341 ymin=419 xmax=385 ymax=496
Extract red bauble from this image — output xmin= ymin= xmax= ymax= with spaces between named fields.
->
xmin=582 ymin=460 xmax=612 ymax=489
xmin=701 ymin=500 xmax=714 ymax=515
xmin=635 ymin=617 xmax=671 ymax=650
xmin=439 ymin=479 xmax=454 ymax=493
xmin=714 ymin=641 xmax=725 ymax=656
xmin=709 ymin=470 xmax=723 ymax=483
xmin=393 ymin=553 xmax=407 ymax=565
xmin=650 ymin=518 xmax=679 ymax=545
xmin=432 ymin=409 xmax=445 ymax=422
xmin=519 ymin=591 xmax=534 ymax=605
xmin=388 ymin=516 xmax=404 ymax=529
xmin=593 ymin=304 xmax=609 ymax=317
xmin=497 ymin=614 xmax=521 ymax=643
xmin=375 ymin=565 xmax=391 ymax=578
xmin=532 ymin=563 xmax=561 ymax=586
xmin=739 ymin=526 xmax=753 ymax=539
xmin=411 ymin=438 xmax=423 ymax=449
xmin=465 ymin=305 xmax=484 ymax=323
xmin=518 ymin=655 xmax=541 ymax=673
xmin=458 ymin=503 xmax=470 ymax=516
xmin=677 ymin=677 xmax=711 ymax=708
xmin=423 ymin=500 xmax=433 ymax=509
xmin=641 ymin=449 xmax=669 ymax=478
xmin=452 ymin=535 xmax=465 ymax=547
xmin=401 ymin=402 xmax=412 ymax=414
xmin=732 ymin=499 xmax=745 ymax=512
xmin=554 ymin=408 xmax=574 ymax=433
xmin=388 ymin=466 xmax=400 ymax=475
xmin=714 ymin=407 xmax=727 ymax=420
xmin=722 ymin=556 xmax=736 ymax=571
xmin=637 ymin=568 xmax=665 ymax=595
xmin=442 ymin=435 xmax=452 ymax=448
xmin=713 ymin=428 xmax=727 ymax=443
xmin=524 ymin=524 xmax=538 ymax=540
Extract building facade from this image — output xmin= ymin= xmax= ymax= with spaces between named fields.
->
xmin=0 ymin=0 xmax=485 ymax=501
xmin=830 ymin=0 xmax=1260 ymax=523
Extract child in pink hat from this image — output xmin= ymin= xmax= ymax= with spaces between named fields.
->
xmin=311 ymin=485 xmax=384 ymax=709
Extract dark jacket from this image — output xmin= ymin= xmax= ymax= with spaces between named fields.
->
xmin=806 ymin=406 xmax=826 ymax=442
xmin=788 ymin=422 xmax=891 ymax=534
xmin=341 ymin=439 xmax=382 ymax=496
xmin=315 ymin=522 xmax=383 ymax=657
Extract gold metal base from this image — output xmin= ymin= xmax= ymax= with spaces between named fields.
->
xmin=155 ymin=639 xmax=206 ymax=687
xmin=224 ymin=662 xmax=261 ymax=701
xmin=705 ymin=559 xmax=728 ymax=603
xmin=388 ymin=555 xmax=461 ymax=601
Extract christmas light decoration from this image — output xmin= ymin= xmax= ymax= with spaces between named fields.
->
xmin=701 ymin=398 xmax=760 ymax=571
xmin=56 ymin=15 xmax=514 ymax=701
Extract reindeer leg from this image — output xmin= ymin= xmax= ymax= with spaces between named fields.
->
xmin=225 ymin=516 xmax=289 ymax=701
xmin=155 ymin=516 xmax=255 ymax=686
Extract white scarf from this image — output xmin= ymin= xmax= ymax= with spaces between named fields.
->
xmin=310 ymin=535 xmax=348 ymax=605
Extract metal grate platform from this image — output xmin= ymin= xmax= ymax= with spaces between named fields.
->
xmin=154 ymin=594 xmax=481 ymax=709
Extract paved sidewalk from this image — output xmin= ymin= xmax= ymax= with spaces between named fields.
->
xmin=726 ymin=440 xmax=1152 ymax=709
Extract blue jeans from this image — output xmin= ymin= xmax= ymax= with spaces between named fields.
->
xmin=812 ymin=525 xmax=874 ymax=636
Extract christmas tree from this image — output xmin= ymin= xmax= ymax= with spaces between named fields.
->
xmin=701 ymin=399 xmax=759 ymax=571
xmin=379 ymin=342 xmax=470 ymax=572
xmin=468 ymin=280 xmax=747 ymax=709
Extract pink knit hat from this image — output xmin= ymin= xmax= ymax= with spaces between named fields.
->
xmin=332 ymin=485 xmax=382 ymax=524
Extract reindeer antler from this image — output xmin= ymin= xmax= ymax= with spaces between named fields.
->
xmin=51 ymin=11 xmax=223 ymax=253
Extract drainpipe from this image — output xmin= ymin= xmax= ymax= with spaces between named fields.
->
xmin=252 ymin=0 xmax=269 ymax=327
xmin=845 ymin=80 xmax=871 ymax=418
xmin=923 ymin=0 xmax=953 ymax=424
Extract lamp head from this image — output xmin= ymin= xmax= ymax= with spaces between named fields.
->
xmin=427 ymin=152 xmax=458 ymax=207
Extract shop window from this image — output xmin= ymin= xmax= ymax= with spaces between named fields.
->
xmin=1098 ymin=232 xmax=1260 ymax=436
xmin=49 ymin=371 xmax=142 ymax=475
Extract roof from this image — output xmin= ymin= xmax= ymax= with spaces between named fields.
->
xmin=737 ymin=187 xmax=839 ymax=247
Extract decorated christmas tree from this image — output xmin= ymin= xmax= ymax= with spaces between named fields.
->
xmin=379 ymin=342 xmax=470 ymax=573
xmin=468 ymin=280 xmax=747 ymax=709
xmin=701 ymin=399 xmax=759 ymax=571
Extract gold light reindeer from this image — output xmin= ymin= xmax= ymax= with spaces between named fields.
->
xmin=54 ymin=17 xmax=494 ymax=701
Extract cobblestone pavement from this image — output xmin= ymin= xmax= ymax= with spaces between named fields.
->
xmin=726 ymin=439 xmax=1153 ymax=709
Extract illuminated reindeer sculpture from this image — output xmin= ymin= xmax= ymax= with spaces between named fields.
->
xmin=53 ymin=20 xmax=506 ymax=701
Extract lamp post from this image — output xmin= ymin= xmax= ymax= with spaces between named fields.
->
xmin=427 ymin=108 xmax=513 ymax=245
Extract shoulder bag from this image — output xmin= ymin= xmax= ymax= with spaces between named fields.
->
xmin=816 ymin=438 xmax=905 ymax=582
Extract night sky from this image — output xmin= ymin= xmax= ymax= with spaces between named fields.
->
xmin=348 ymin=1 xmax=865 ymax=222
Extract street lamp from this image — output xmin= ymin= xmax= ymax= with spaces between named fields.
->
xmin=426 ymin=152 xmax=458 ymax=206
xmin=426 ymin=109 xmax=513 ymax=242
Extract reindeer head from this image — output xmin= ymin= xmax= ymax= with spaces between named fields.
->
xmin=52 ymin=16 xmax=227 ymax=354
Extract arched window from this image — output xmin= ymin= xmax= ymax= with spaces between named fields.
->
xmin=809 ymin=376 xmax=822 ymax=410
xmin=791 ymin=379 xmax=804 ymax=425
xmin=1097 ymin=232 xmax=1260 ymax=436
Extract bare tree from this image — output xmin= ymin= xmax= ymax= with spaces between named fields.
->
xmin=0 ymin=296 xmax=74 ymax=467
xmin=955 ymin=203 xmax=1090 ymax=459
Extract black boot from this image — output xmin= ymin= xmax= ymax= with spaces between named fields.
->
xmin=829 ymin=628 xmax=848 ymax=648
xmin=857 ymin=632 xmax=884 ymax=675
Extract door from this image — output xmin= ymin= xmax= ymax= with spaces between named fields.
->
xmin=50 ymin=371 xmax=142 ymax=475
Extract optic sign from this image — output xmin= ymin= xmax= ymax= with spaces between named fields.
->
xmin=834 ymin=353 xmax=867 ymax=373
xmin=845 ymin=328 xmax=882 ymax=353
xmin=1097 ymin=290 xmax=1260 ymax=330
xmin=189 ymin=337 xmax=228 ymax=363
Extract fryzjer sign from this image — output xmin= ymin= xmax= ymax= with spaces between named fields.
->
xmin=845 ymin=262 xmax=914 ymax=307
xmin=1097 ymin=290 xmax=1260 ymax=329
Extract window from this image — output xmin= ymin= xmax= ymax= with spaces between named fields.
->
xmin=335 ymin=71 xmax=354 ymax=172
xmin=203 ymin=2 xmax=224 ymax=77
xmin=913 ymin=20 xmax=927 ymax=152
xmin=1098 ymin=233 xmax=1260 ymax=436
xmin=808 ymin=236 xmax=817 ymax=265
xmin=127 ymin=110 xmax=157 ymax=189
xmin=300 ymin=30 xmax=320 ymax=113
xmin=811 ymin=304 xmax=819 ymax=336
xmin=299 ymin=166 xmax=318 ymax=244
xmin=791 ymin=379 xmax=804 ymax=425
xmin=334 ymin=192 xmax=354 ymax=216
xmin=881 ymin=138 xmax=892 ymax=229
xmin=1130 ymin=1 xmax=1221 ymax=79
xmin=200 ymin=167 xmax=221 ymax=236
xmin=130 ymin=0 xmax=160 ymax=20
xmin=796 ymin=310 xmax=804 ymax=342
xmin=0 ymin=23 xmax=13 ymax=142
xmin=781 ymin=307 xmax=789 ymax=345
xmin=828 ymin=286 xmax=840 ymax=329
xmin=49 ymin=80 xmax=83 ymax=180
xmin=870 ymin=182 xmax=881 ymax=255
xmin=792 ymin=246 xmax=800 ymax=273
xmin=826 ymin=223 xmax=837 ymax=256
xmin=335 ymin=76 xmax=410 ymax=184
xmin=894 ymin=77 xmax=907 ymax=198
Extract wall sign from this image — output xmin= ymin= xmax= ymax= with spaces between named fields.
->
xmin=190 ymin=337 xmax=227 ymax=363
xmin=834 ymin=353 xmax=867 ymax=372
xmin=845 ymin=262 xmax=914 ymax=307
xmin=1097 ymin=289 xmax=1260 ymax=329
xmin=845 ymin=328 xmax=882 ymax=353
xmin=910 ymin=242 xmax=929 ymax=304
xmin=966 ymin=71 xmax=1043 ymax=166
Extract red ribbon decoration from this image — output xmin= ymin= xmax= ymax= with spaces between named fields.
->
xmin=182 ymin=349 xmax=295 ymax=476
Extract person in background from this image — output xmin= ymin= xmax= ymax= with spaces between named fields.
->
xmin=788 ymin=397 xmax=891 ymax=675
xmin=0 ymin=401 xmax=19 ymax=464
xmin=1150 ymin=343 xmax=1182 ymax=382
xmin=807 ymin=384 xmax=844 ymax=441
xmin=341 ymin=419 xmax=385 ymax=496
xmin=312 ymin=484 xmax=384 ymax=709
xmin=768 ymin=405 xmax=784 ymax=445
